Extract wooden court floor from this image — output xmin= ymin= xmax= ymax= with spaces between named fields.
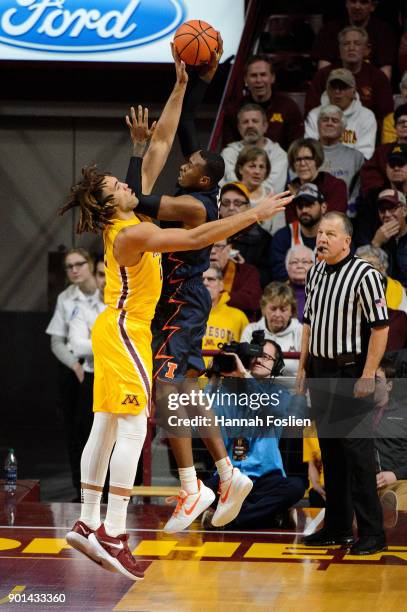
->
xmin=1 ymin=501 xmax=406 ymax=611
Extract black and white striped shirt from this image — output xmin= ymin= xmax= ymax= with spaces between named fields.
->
xmin=303 ymin=254 xmax=389 ymax=358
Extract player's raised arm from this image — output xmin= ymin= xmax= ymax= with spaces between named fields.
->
xmin=114 ymin=191 xmax=293 ymax=264
xmin=126 ymin=45 xmax=188 ymax=196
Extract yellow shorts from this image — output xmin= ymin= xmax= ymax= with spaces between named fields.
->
xmin=92 ymin=307 xmax=152 ymax=415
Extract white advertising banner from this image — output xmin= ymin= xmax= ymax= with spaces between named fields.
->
xmin=0 ymin=0 xmax=245 ymax=62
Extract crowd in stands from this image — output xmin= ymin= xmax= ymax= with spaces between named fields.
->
xmin=207 ymin=1 xmax=407 ymax=525
xmin=47 ymin=1 xmax=407 ymax=526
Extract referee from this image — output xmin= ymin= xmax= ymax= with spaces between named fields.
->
xmin=296 ymin=212 xmax=389 ymax=555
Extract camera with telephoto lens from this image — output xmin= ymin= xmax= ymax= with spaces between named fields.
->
xmin=206 ymin=330 xmax=266 ymax=376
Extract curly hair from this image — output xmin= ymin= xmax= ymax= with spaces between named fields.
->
xmin=59 ymin=165 xmax=116 ymax=234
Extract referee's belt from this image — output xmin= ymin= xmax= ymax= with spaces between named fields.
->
xmin=311 ymin=352 xmax=360 ymax=366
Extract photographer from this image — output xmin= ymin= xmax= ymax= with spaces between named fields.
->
xmin=203 ymin=336 xmax=307 ymax=529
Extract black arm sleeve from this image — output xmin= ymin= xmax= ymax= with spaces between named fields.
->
xmin=125 ymin=156 xmax=143 ymax=197
xmin=178 ymin=72 xmax=209 ymax=158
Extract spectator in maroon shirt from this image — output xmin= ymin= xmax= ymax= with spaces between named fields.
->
xmin=221 ymin=55 xmax=304 ymax=151
xmin=285 ymin=137 xmax=348 ymax=223
xmin=306 ymin=26 xmax=393 ymax=122
xmin=361 ymin=107 xmax=407 ymax=197
xmin=312 ymin=0 xmax=398 ymax=80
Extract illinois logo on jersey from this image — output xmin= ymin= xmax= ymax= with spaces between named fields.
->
xmin=165 ymin=362 xmax=178 ymax=379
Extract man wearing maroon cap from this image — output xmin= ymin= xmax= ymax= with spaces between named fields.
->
xmin=370 ymin=189 xmax=407 ymax=286
xmin=356 ymin=189 xmax=407 ymax=287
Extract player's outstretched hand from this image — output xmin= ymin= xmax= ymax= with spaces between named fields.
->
xmin=254 ymin=190 xmax=294 ymax=222
xmin=199 ymin=32 xmax=224 ymax=83
xmin=126 ymin=105 xmax=157 ymax=148
xmin=171 ymin=42 xmax=188 ymax=86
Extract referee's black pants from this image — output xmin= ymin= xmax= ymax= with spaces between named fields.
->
xmin=307 ymin=355 xmax=384 ymax=539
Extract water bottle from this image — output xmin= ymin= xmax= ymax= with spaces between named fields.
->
xmin=4 ymin=448 xmax=17 ymax=493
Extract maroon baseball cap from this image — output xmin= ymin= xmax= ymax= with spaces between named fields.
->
xmin=377 ymin=189 xmax=406 ymax=211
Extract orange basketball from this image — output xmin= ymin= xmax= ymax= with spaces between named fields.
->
xmin=173 ymin=20 xmax=219 ymax=65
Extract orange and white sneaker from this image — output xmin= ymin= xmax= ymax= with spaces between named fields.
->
xmin=66 ymin=520 xmax=107 ymax=568
xmin=88 ymin=524 xmax=144 ymax=581
xmin=163 ymin=480 xmax=215 ymax=534
xmin=211 ymin=468 xmax=253 ymax=527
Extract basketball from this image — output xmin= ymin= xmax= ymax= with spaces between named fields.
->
xmin=173 ymin=20 xmax=219 ymax=65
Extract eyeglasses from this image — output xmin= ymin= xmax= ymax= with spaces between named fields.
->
xmin=294 ymin=156 xmax=314 ymax=163
xmin=220 ymin=199 xmax=248 ymax=209
xmin=261 ymin=353 xmax=276 ymax=363
xmin=204 ymin=276 xmax=220 ymax=283
xmin=288 ymin=259 xmax=314 ymax=266
xmin=64 ymin=260 xmax=88 ymax=271
xmin=212 ymin=243 xmax=227 ymax=250
xmin=396 ymin=120 xmax=407 ymax=127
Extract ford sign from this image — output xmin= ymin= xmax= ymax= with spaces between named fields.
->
xmin=0 ymin=0 xmax=185 ymax=52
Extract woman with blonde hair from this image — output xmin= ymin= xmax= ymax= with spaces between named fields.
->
xmin=241 ymin=282 xmax=303 ymax=377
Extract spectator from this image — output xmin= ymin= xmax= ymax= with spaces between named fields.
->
xmin=67 ymin=259 xmax=107 ymax=497
xmin=45 ymin=248 xmax=98 ymax=501
xmin=361 ymin=106 xmax=407 ymax=197
xmin=367 ymin=190 xmax=407 ymax=286
xmin=203 ymin=339 xmax=306 ymax=529
xmin=311 ymin=0 xmax=398 ymax=79
xmin=286 ymin=245 xmax=315 ymax=320
xmin=306 ymin=26 xmax=393 ymax=121
xmin=234 ymin=146 xmax=286 ymax=235
xmin=357 ymin=148 xmax=407 ymax=245
xmin=270 ymin=183 xmax=325 ymax=281
xmin=241 ymin=282 xmax=303 ymax=377
xmin=382 ymin=72 xmax=407 ymax=144
xmin=305 ymin=68 xmax=377 ymax=159
xmin=222 ymin=55 xmax=304 ymax=150
xmin=201 ymin=265 xmax=249 ymax=368
xmin=221 ymin=103 xmax=288 ymax=196
xmin=218 ymin=182 xmax=272 ymax=287
xmin=316 ymin=104 xmax=364 ymax=216
xmin=356 ymin=245 xmax=407 ymax=312
xmin=209 ymin=240 xmax=262 ymax=321
xmin=286 ymin=137 xmax=348 ymax=223
xmin=374 ymin=358 xmax=407 ymax=523
xmin=356 ymin=245 xmax=407 ymax=350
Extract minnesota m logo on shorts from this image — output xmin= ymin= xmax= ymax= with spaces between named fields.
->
xmin=121 ymin=394 xmax=140 ymax=406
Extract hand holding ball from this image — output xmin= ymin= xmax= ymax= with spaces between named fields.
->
xmin=173 ymin=20 xmax=220 ymax=66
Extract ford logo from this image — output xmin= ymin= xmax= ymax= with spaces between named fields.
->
xmin=0 ymin=0 xmax=185 ymax=53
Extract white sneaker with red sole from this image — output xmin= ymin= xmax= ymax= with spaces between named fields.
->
xmin=163 ymin=480 xmax=215 ymax=534
xmin=211 ymin=468 xmax=253 ymax=527
xmin=88 ymin=524 xmax=144 ymax=581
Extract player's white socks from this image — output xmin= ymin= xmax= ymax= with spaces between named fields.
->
xmin=104 ymin=493 xmax=130 ymax=537
xmin=102 ymin=412 xmax=147 ymax=537
xmin=215 ymin=456 xmax=233 ymax=483
xmin=79 ymin=488 xmax=102 ymax=531
xmin=178 ymin=466 xmax=198 ymax=494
